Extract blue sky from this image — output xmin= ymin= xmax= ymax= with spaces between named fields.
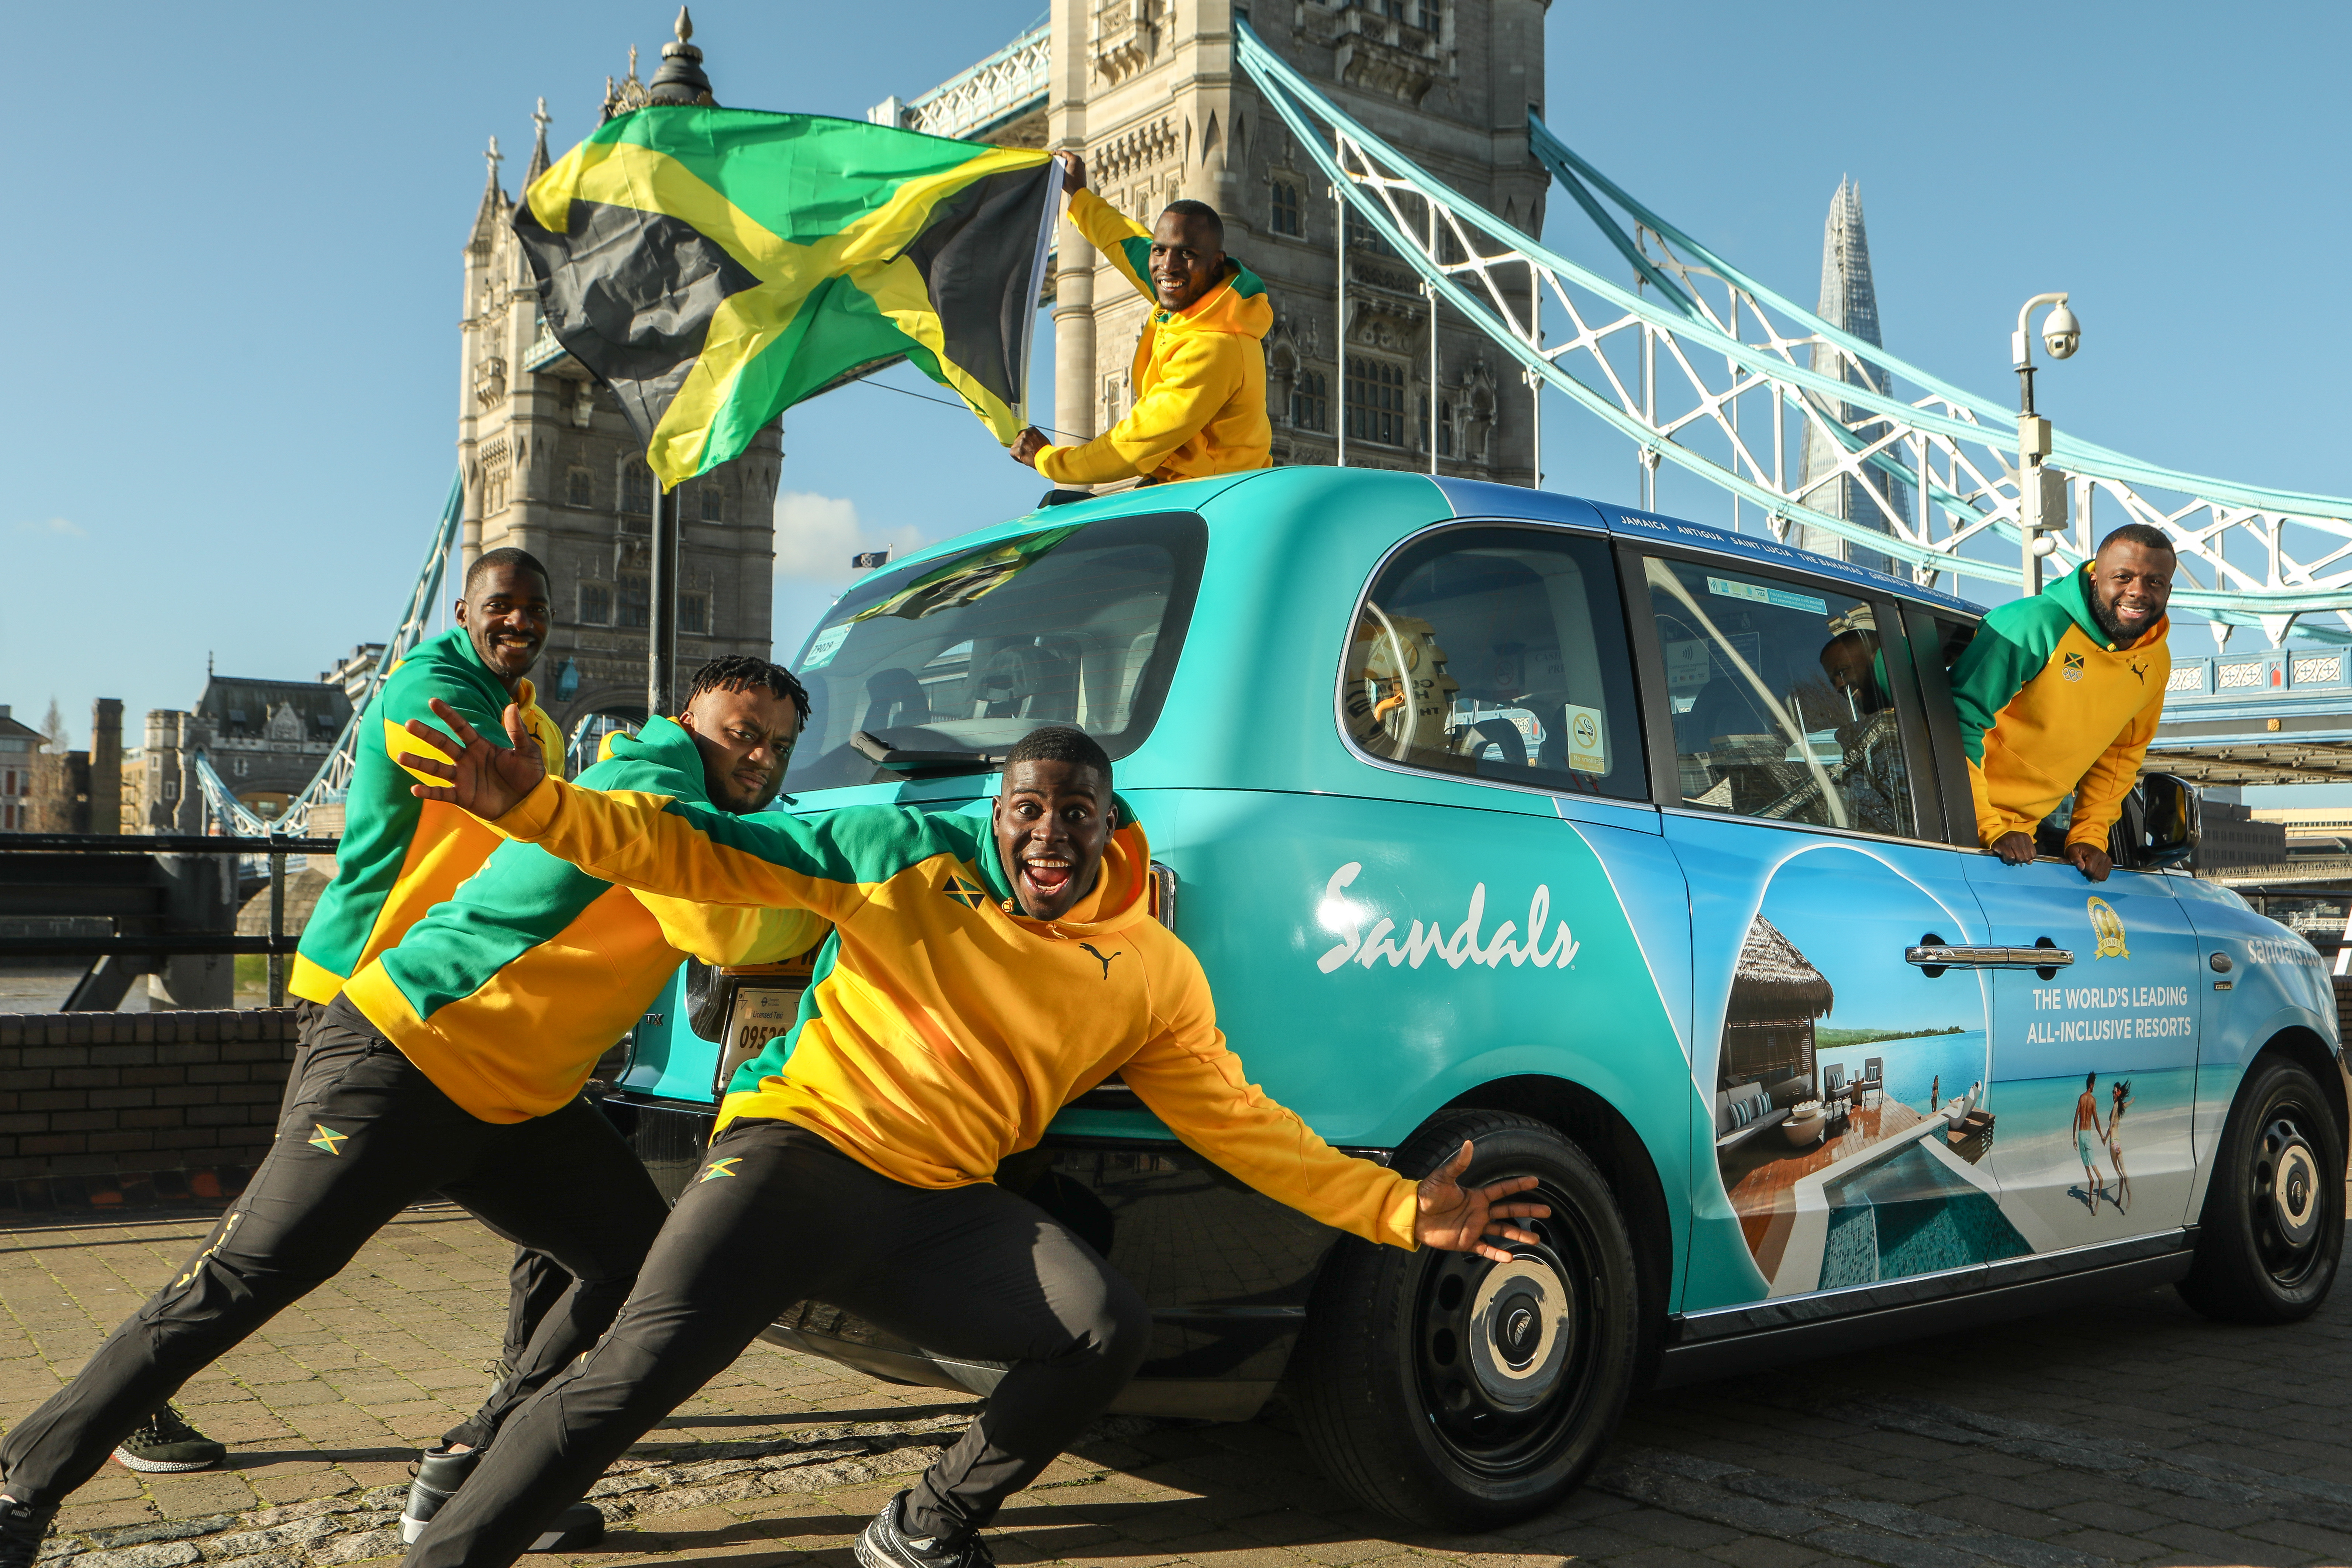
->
xmin=7 ymin=0 xmax=2347 ymax=805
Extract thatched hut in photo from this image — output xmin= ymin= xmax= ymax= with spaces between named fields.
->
xmin=1720 ymin=914 xmax=1834 ymax=1100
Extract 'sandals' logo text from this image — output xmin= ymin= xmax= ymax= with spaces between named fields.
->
xmin=1315 ymin=863 xmax=1582 ymax=973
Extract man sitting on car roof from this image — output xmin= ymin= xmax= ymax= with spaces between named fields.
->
xmin=1008 ymin=152 xmax=1271 ymax=488
xmin=1948 ymin=522 xmax=2175 ymax=883
xmin=390 ymin=714 xmax=1546 ymax=1568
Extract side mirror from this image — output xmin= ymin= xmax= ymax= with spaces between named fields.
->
xmin=2112 ymin=773 xmax=2198 ymax=870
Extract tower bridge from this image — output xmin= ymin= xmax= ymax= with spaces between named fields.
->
xmin=188 ymin=2 xmax=2352 ymax=844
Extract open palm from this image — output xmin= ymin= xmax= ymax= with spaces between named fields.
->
xmin=1414 ymin=1140 xmax=1550 ymax=1262
xmin=402 ymin=698 xmax=546 ymax=820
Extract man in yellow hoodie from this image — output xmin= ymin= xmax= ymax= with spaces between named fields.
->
xmin=1948 ymin=523 xmax=2175 ymax=882
xmin=1010 ymin=152 xmax=1272 ymax=486
xmin=393 ymin=718 xmax=1545 ymax=1568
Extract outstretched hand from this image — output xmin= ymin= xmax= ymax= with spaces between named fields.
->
xmin=402 ymin=698 xmax=546 ymax=821
xmin=1413 ymin=1141 xmax=1551 ymax=1262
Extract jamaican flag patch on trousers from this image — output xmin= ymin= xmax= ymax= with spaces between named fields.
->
xmin=517 ymin=107 xmax=1058 ymax=487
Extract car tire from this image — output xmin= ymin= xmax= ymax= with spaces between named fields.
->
xmin=2177 ymin=1052 xmax=2345 ymax=1324
xmin=1291 ymin=1109 xmax=1640 ymax=1530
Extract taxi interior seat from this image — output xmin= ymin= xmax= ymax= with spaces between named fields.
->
xmin=971 ymin=639 xmax=1079 ymax=723
xmin=860 ymin=668 xmax=931 ymax=735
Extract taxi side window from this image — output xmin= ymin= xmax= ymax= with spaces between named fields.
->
xmin=1644 ymin=556 xmax=1918 ymax=837
xmin=1347 ymin=527 xmax=1645 ymax=800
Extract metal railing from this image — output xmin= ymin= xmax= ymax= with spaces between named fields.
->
xmin=0 ymin=833 xmax=337 ymax=1008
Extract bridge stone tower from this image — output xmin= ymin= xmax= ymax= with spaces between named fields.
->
xmin=877 ymin=1 xmax=1548 ymax=483
xmin=458 ymin=53 xmax=782 ymax=752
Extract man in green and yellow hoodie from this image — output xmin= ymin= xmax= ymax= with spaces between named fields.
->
xmin=292 ymin=548 xmax=565 ymax=1005
xmin=1010 ymin=152 xmax=1271 ymax=486
xmin=0 ymin=660 xmax=820 ymax=1568
xmin=392 ymin=720 xmax=1546 ymax=1568
xmin=1949 ymin=523 xmax=2176 ymax=882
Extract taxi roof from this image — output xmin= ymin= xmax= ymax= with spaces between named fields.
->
xmin=1429 ymin=476 xmax=1982 ymax=618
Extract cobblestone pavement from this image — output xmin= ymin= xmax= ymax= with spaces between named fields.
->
xmin=5 ymin=1207 xmax=2351 ymax=1568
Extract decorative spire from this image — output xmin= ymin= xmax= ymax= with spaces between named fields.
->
xmin=646 ymin=7 xmax=715 ymax=106
xmin=602 ymin=43 xmax=649 ymax=122
xmin=467 ymin=135 xmax=510 ymax=248
xmin=524 ymin=97 xmax=553 ymax=186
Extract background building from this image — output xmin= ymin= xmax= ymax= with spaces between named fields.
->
xmin=2195 ymin=798 xmax=2289 ymax=871
xmin=876 ymin=0 xmax=1548 ymax=485
xmin=0 ymin=707 xmax=41 ymax=833
xmin=1796 ymin=178 xmax=1908 ymax=578
xmin=458 ymin=73 xmax=782 ymax=745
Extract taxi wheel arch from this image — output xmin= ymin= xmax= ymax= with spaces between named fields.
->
xmin=2179 ymin=1044 xmax=2346 ymax=1325
xmin=1289 ymin=1108 xmax=1641 ymax=1530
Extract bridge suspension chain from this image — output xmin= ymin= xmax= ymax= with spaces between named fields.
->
xmin=1234 ymin=22 xmax=2352 ymax=646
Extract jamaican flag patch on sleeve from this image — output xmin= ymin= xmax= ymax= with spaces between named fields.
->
xmin=516 ymin=108 xmax=1058 ymax=486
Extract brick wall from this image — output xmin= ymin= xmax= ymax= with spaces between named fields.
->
xmin=0 ymin=1010 xmax=299 ymax=1212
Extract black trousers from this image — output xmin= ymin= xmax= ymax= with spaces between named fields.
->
xmin=0 ymin=996 xmax=669 ymax=1508
xmin=299 ymin=1004 xmax=579 ymax=1408
xmin=408 ymin=1120 xmax=1151 ymax=1568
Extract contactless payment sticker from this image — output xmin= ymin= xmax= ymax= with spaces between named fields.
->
xmin=1563 ymin=703 xmax=1607 ymax=773
xmin=1663 ymin=637 xmax=1711 ymax=692
xmin=1706 ymin=576 xmax=1827 ymax=616
xmin=800 ymin=624 xmax=851 ymax=671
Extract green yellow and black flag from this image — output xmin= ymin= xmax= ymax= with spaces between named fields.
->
xmin=516 ymin=107 xmax=1057 ymax=489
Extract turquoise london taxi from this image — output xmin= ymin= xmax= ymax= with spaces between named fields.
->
xmin=597 ymin=467 xmax=2345 ymax=1529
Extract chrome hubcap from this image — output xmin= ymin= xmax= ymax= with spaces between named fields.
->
xmin=1465 ymin=1254 xmax=1574 ymax=1411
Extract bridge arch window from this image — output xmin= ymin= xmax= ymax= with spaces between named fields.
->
xmin=1346 ymin=356 xmax=1407 ymax=447
xmin=618 ymin=573 xmax=651 ymax=629
xmin=681 ymin=593 xmax=710 ymax=636
xmin=699 ymin=485 xmax=725 ymax=524
xmin=621 ymin=463 xmax=654 ymax=517
xmin=1269 ymin=180 xmax=1301 ymax=237
xmin=1291 ymin=369 xmax=1329 ymax=433
xmin=566 ymin=467 xmax=594 ymax=508
xmin=578 ymin=582 xmax=612 ymax=626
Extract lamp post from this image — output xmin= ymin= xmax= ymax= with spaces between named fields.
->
xmin=2012 ymin=290 xmax=2082 ymax=596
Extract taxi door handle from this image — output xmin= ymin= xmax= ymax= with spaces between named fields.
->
xmin=1906 ymin=945 xmax=2076 ymax=970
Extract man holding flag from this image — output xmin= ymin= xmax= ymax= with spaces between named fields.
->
xmin=1011 ymin=155 xmax=1273 ymax=487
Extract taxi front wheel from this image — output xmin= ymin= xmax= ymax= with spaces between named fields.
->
xmin=1291 ymin=1110 xmax=1639 ymax=1529
xmin=2178 ymin=1052 xmax=2345 ymax=1324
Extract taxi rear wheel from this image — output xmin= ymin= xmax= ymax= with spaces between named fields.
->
xmin=1291 ymin=1110 xmax=1639 ymax=1529
xmin=2179 ymin=1053 xmax=2345 ymax=1324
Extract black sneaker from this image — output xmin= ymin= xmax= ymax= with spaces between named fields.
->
xmin=854 ymin=1492 xmax=994 ymax=1568
xmin=111 ymin=1407 xmax=225 ymax=1474
xmin=402 ymin=1448 xmax=601 ymax=1553
xmin=0 ymin=1498 xmax=57 ymax=1568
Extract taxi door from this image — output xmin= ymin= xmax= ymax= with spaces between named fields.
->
xmin=1632 ymin=550 xmax=2015 ymax=1307
xmin=1960 ymin=852 xmax=2201 ymax=1248
xmin=1911 ymin=604 xmax=2204 ymax=1252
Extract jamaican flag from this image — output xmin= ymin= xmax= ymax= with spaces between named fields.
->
xmin=517 ymin=108 xmax=1057 ymax=488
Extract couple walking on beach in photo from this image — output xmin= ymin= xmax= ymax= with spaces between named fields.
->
xmin=2073 ymin=1074 xmax=2134 ymax=1214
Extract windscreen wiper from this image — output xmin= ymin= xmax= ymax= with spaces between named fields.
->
xmin=852 ymin=730 xmax=1009 ymax=774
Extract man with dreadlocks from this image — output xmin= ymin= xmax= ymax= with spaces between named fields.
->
xmin=0 ymin=658 xmax=822 ymax=1568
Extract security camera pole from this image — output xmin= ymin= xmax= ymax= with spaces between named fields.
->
xmin=2013 ymin=291 xmax=2082 ymax=596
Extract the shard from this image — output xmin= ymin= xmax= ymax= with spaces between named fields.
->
xmin=1797 ymin=178 xmax=1910 ymax=579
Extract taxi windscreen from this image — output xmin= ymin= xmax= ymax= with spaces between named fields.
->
xmin=780 ymin=512 xmax=1208 ymax=792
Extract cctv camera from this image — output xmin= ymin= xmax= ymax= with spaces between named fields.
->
xmin=2041 ymin=301 xmax=2081 ymax=360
